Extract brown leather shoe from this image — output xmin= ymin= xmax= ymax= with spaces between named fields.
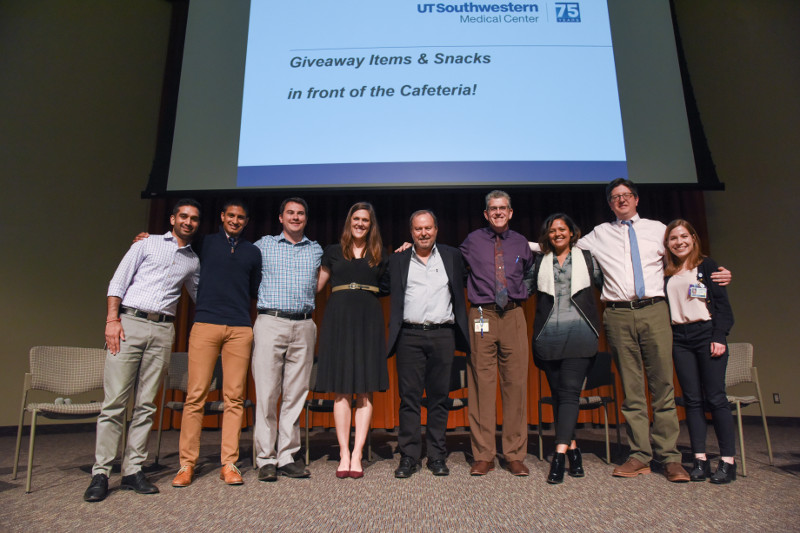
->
xmin=220 ymin=463 xmax=244 ymax=485
xmin=171 ymin=465 xmax=194 ymax=487
xmin=664 ymin=462 xmax=690 ymax=483
xmin=612 ymin=457 xmax=651 ymax=477
xmin=470 ymin=460 xmax=495 ymax=476
xmin=507 ymin=460 xmax=529 ymax=476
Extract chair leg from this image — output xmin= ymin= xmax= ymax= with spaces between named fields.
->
xmin=26 ymin=411 xmax=39 ymax=493
xmin=155 ymin=385 xmax=167 ymax=465
xmin=304 ymin=407 xmax=310 ymax=466
xmin=537 ymin=401 xmax=544 ymax=461
xmin=367 ymin=425 xmax=372 ymax=463
xmin=12 ymin=408 xmax=26 ymax=480
xmin=758 ymin=402 xmax=774 ymax=466
xmin=735 ymin=402 xmax=747 ymax=477
xmin=602 ymin=405 xmax=610 ymax=464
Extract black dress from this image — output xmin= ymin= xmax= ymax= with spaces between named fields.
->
xmin=316 ymin=244 xmax=390 ymax=393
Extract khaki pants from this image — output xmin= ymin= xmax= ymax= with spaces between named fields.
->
xmin=603 ymin=300 xmax=681 ymax=464
xmin=179 ymin=322 xmax=253 ymax=467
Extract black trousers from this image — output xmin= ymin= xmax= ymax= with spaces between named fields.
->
xmin=672 ymin=321 xmax=736 ymax=457
xmin=396 ymin=328 xmax=455 ymax=461
xmin=535 ymin=356 xmax=594 ymax=446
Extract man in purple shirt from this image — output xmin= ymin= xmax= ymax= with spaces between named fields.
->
xmin=460 ymin=190 xmax=534 ymax=476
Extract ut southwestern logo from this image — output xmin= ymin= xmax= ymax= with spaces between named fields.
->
xmin=417 ymin=3 xmax=539 ymax=14
xmin=555 ymin=2 xmax=581 ymax=22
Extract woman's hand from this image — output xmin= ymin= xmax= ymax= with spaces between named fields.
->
xmin=710 ymin=342 xmax=726 ymax=357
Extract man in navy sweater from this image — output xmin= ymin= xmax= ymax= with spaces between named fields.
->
xmin=172 ymin=200 xmax=262 ymax=487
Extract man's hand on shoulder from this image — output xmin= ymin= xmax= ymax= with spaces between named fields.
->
xmin=710 ymin=266 xmax=731 ymax=287
xmin=395 ymin=242 xmax=412 ymax=253
xmin=133 ymin=232 xmax=150 ymax=244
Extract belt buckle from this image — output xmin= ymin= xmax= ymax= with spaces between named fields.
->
xmin=348 ymin=282 xmax=359 ymax=290
xmin=146 ymin=312 xmax=160 ymax=322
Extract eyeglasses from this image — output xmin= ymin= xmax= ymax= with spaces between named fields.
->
xmin=609 ymin=192 xmax=635 ymax=203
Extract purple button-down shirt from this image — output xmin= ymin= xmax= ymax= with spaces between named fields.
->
xmin=460 ymin=227 xmax=534 ymax=305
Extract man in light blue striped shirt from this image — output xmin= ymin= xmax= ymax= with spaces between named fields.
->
xmin=252 ymin=197 xmax=323 ymax=481
xmin=84 ymin=199 xmax=201 ymax=502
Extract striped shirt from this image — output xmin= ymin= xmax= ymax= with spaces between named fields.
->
xmin=254 ymin=232 xmax=323 ymax=313
xmin=107 ymin=231 xmax=200 ymax=316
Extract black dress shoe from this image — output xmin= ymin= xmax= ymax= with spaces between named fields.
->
xmin=258 ymin=464 xmax=278 ymax=482
xmin=120 ymin=471 xmax=159 ymax=494
xmin=394 ymin=456 xmax=419 ymax=478
xmin=83 ymin=473 xmax=109 ymax=502
xmin=566 ymin=448 xmax=584 ymax=477
xmin=427 ymin=459 xmax=449 ymax=476
xmin=547 ymin=453 xmax=566 ymax=484
xmin=689 ymin=458 xmax=711 ymax=482
xmin=278 ymin=459 xmax=311 ymax=478
xmin=709 ymin=461 xmax=736 ymax=484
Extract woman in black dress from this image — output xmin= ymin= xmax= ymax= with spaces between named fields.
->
xmin=316 ymin=202 xmax=389 ymax=479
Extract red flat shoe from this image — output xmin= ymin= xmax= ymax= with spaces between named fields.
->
xmin=348 ymin=470 xmax=364 ymax=479
xmin=335 ymin=470 xmax=349 ymax=479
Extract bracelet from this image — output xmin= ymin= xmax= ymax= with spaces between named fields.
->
xmin=106 ymin=318 xmax=121 ymax=323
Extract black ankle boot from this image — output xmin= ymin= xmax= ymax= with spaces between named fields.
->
xmin=689 ymin=458 xmax=711 ymax=481
xmin=709 ymin=461 xmax=736 ymax=484
xmin=547 ymin=453 xmax=566 ymax=484
xmin=566 ymin=448 xmax=584 ymax=478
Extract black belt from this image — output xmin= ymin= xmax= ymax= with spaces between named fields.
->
xmin=258 ymin=309 xmax=313 ymax=321
xmin=472 ymin=301 xmax=520 ymax=313
xmin=120 ymin=306 xmax=174 ymax=323
xmin=402 ymin=322 xmax=454 ymax=331
xmin=605 ymin=297 xmax=665 ymax=310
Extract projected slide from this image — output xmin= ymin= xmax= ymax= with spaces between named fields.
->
xmin=236 ymin=1 xmax=628 ymax=187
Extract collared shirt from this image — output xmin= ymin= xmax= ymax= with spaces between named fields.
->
xmin=577 ymin=214 xmax=667 ymax=301
xmin=254 ymin=232 xmax=323 ymax=314
xmin=107 ymin=231 xmax=200 ymax=316
xmin=403 ymin=244 xmax=454 ymax=325
xmin=460 ymin=227 xmax=534 ymax=305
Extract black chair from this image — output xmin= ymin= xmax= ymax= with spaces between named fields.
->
xmin=537 ymin=351 xmax=621 ymax=463
xmin=155 ymin=352 xmax=256 ymax=468
xmin=303 ymin=361 xmax=372 ymax=466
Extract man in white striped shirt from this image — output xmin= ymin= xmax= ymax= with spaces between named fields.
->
xmin=84 ymin=199 xmax=201 ymax=502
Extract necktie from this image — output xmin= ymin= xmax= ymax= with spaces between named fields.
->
xmin=621 ymin=220 xmax=645 ymax=299
xmin=494 ymin=234 xmax=509 ymax=308
xmin=229 ymin=237 xmax=237 ymax=254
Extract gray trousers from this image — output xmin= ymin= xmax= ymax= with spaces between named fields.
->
xmin=252 ymin=314 xmax=316 ymax=468
xmin=92 ymin=314 xmax=173 ymax=476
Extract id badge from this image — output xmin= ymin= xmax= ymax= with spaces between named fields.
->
xmin=474 ymin=319 xmax=489 ymax=333
xmin=688 ymin=283 xmax=707 ymax=299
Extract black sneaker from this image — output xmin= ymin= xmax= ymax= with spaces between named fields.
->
xmin=258 ymin=463 xmax=278 ymax=482
xmin=277 ymin=460 xmax=310 ymax=478
xmin=120 ymin=471 xmax=159 ymax=494
xmin=394 ymin=456 xmax=419 ymax=478
xmin=426 ymin=458 xmax=450 ymax=476
xmin=83 ymin=473 xmax=109 ymax=502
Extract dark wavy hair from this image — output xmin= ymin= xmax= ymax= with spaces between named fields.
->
xmin=340 ymin=202 xmax=383 ymax=267
xmin=538 ymin=213 xmax=581 ymax=254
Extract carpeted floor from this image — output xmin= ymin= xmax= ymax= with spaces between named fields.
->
xmin=1 ymin=421 xmax=798 ymax=532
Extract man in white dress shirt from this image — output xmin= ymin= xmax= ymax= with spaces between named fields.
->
xmin=574 ymin=179 xmax=729 ymax=482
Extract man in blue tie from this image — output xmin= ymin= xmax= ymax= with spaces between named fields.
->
xmin=576 ymin=178 xmax=729 ymax=482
